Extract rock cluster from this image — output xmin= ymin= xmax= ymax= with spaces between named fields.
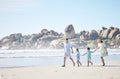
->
xmin=79 ymin=27 xmax=120 ymax=40
xmin=0 ymin=25 xmax=120 ymax=49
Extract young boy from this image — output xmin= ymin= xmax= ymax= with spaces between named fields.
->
xmin=76 ymin=48 xmax=82 ymax=66
xmin=82 ymin=47 xmax=93 ymax=67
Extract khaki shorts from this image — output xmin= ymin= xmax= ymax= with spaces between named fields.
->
xmin=64 ymin=52 xmax=71 ymax=57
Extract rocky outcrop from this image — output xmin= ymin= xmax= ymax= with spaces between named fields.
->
xmin=40 ymin=29 xmax=49 ymax=35
xmin=100 ymin=27 xmax=111 ymax=39
xmin=49 ymin=30 xmax=59 ymax=36
xmin=79 ymin=30 xmax=98 ymax=40
xmin=0 ymin=25 xmax=120 ymax=49
xmin=0 ymin=33 xmax=23 ymax=49
xmin=64 ymin=24 xmax=75 ymax=39
xmin=97 ymin=30 xmax=102 ymax=36
xmin=80 ymin=31 xmax=89 ymax=40
xmin=116 ymin=34 xmax=120 ymax=40
xmin=29 ymin=34 xmax=42 ymax=43
xmin=108 ymin=27 xmax=120 ymax=38
xmin=96 ymin=27 xmax=120 ymax=39
xmin=50 ymin=39 xmax=64 ymax=49
xmin=0 ymin=29 xmax=62 ymax=49
xmin=89 ymin=30 xmax=98 ymax=40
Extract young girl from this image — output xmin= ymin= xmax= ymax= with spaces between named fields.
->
xmin=76 ymin=48 xmax=82 ymax=66
xmin=82 ymin=47 xmax=93 ymax=67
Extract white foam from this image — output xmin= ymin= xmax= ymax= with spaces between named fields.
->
xmin=0 ymin=49 xmax=120 ymax=58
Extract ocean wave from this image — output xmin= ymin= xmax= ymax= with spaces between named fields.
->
xmin=0 ymin=49 xmax=120 ymax=59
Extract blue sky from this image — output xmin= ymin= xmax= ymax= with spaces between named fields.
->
xmin=0 ymin=0 xmax=120 ymax=39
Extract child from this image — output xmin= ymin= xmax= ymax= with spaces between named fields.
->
xmin=76 ymin=48 xmax=82 ymax=66
xmin=82 ymin=47 xmax=93 ymax=67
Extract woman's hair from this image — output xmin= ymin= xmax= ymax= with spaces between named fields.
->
xmin=66 ymin=38 xmax=68 ymax=40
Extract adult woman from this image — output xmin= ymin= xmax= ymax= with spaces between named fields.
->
xmin=94 ymin=39 xmax=108 ymax=66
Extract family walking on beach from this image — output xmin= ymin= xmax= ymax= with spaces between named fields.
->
xmin=62 ymin=38 xmax=108 ymax=67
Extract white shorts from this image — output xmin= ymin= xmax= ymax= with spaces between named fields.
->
xmin=64 ymin=52 xmax=71 ymax=57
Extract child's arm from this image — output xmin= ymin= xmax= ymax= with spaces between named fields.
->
xmin=82 ymin=53 xmax=87 ymax=56
xmin=91 ymin=51 xmax=95 ymax=53
xmin=93 ymin=47 xmax=99 ymax=53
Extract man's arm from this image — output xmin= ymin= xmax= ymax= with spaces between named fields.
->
xmin=71 ymin=47 xmax=74 ymax=54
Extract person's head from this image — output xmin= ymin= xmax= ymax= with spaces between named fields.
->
xmin=76 ymin=48 xmax=79 ymax=52
xmin=97 ymin=39 xmax=102 ymax=43
xmin=65 ymin=38 xmax=68 ymax=43
xmin=87 ymin=47 xmax=90 ymax=51
xmin=101 ymin=40 xmax=103 ymax=43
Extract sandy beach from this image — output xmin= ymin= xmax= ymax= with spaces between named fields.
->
xmin=0 ymin=60 xmax=120 ymax=79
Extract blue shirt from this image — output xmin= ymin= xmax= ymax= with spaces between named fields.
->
xmin=86 ymin=51 xmax=93 ymax=59
xmin=64 ymin=42 xmax=72 ymax=53
xmin=76 ymin=52 xmax=80 ymax=60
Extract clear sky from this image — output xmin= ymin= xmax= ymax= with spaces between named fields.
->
xmin=0 ymin=0 xmax=120 ymax=39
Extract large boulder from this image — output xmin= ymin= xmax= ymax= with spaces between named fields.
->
xmin=40 ymin=35 xmax=58 ymax=42
xmin=102 ymin=27 xmax=107 ymax=30
xmin=89 ymin=30 xmax=98 ymax=40
xmin=49 ymin=30 xmax=59 ymax=36
xmin=40 ymin=29 xmax=60 ymax=36
xmin=0 ymin=33 xmax=22 ymax=44
xmin=64 ymin=24 xmax=75 ymax=39
xmin=80 ymin=31 xmax=89 ymax=40
xmin=29 ymin=34 xmax=42 ymax=42
xmin=101 ymin=28 xmax=111 ymax=39
xmin=108 ymin=27 xmax=120 ymax=38
xmin=97 ymin=30 xmax=102 ymax=36
xmin=34 ymin=35 xmax=59 ymax=48
xmin=0 ymin=33 xmax=23 ymax=49
xmin=14 ymin=33 xmax=22 ymax=40
xmin=50 ymin=39 xmax=64 ymax=49
xmin=40 ymin=29 xmax=50 ymax=35
xmin=116 ymin=34 xmax=120 ymax=40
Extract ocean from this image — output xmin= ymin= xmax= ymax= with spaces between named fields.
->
xmin=0 ymin=49 xmax=120 ymax=67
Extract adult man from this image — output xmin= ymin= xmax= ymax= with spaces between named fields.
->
xmin=62 ymin=38 xmax=75 ymax=67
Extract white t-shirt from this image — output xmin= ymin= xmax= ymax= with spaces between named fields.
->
xmin=64 ymin=42 xmax=72 ymax=53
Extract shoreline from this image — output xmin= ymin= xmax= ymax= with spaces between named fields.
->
xmin=0 ymin=53 xmax=120 ymax=68
xmin=0 ymin=60 xmax=120 ymax=79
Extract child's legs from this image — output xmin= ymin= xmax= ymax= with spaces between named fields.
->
xmin=88 ymin=59 xmax=93 ymax=66
xmin=87 ymin=60 xmax=89 ymax=66
xmin=78 ymin=60 xmax=82 ymax=65
xmin=89 ymin=61 xmax=93 ymax=65
xmin=77 ymin=60 xmax=79 ymax=66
